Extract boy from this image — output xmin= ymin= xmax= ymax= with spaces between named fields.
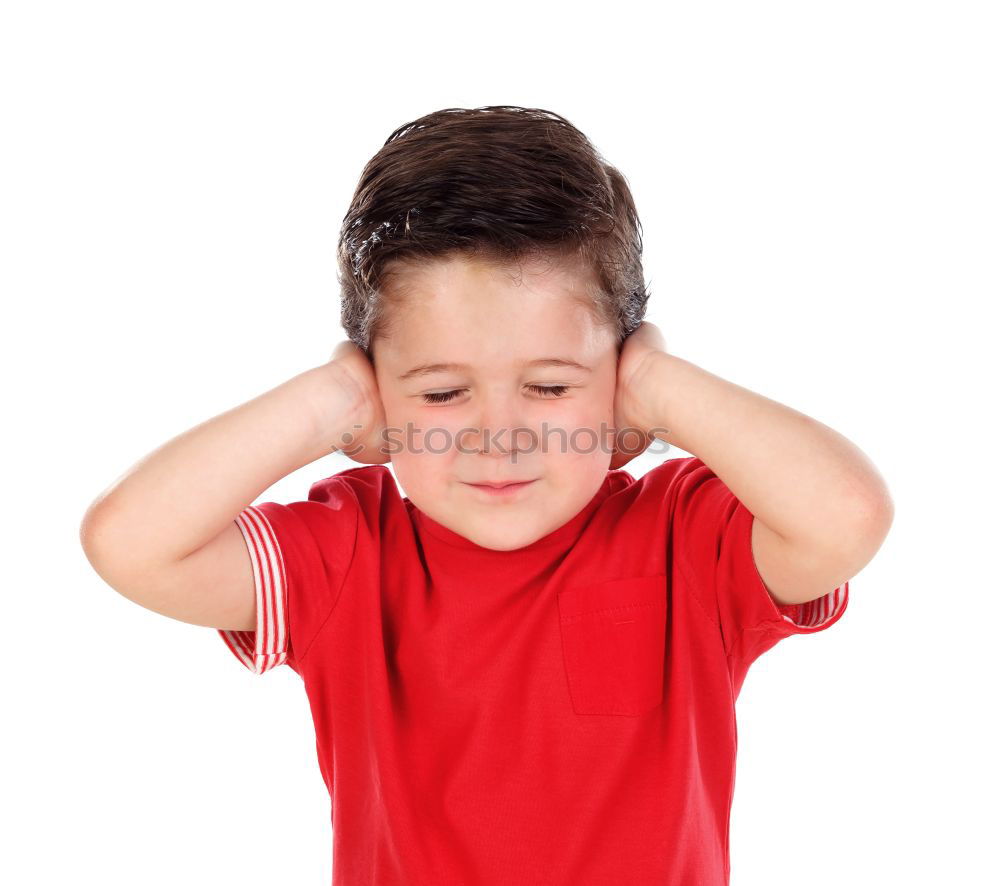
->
xmin=79 ymin=106 xmax=893 ymax=885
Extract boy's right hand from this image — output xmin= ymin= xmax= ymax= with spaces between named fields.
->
xmin=319 ymin=340 xmax=390 ymax=465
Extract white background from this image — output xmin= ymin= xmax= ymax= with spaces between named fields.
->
xmin=4 ymin=1 xmax=997 ymax=883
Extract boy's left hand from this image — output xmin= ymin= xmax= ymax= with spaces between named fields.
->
xmin=610 ymin=321 xmax=669 ymax=470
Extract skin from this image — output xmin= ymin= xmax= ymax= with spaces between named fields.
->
xmin=79 ymin=246 xmax=887 ymax=638
xmin=351 ymin=252 xmax=656 ymax=552
xmin=331 ymin=258 xmax=892 ymax=606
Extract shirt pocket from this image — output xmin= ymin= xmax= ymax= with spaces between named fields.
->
xmin=556 ymin=574 xmax=667 ymax=717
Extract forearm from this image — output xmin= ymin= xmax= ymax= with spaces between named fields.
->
xmin=81 ymin=362 xmax=361 ymax=568
xmin=640 ymin=351 xmax=893 ymax=551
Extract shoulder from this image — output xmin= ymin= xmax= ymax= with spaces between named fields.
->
xmin=307 ymin=463 xmax=400 ymax=505
xmin=610 ymin=456 xmax=711 ymax=499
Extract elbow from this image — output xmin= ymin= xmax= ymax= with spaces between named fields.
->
xmin=79 ymin=500 xmax=105 ymax=564
xmin=79 ymin=496 xmax=116 ymax=563
xmin=79 ymin=498 xmax=133 ymax=593
xmin=862 ymin=476 xmax=895 ymax=541
xmin=841 ymin=484 xmax=895 ymax=570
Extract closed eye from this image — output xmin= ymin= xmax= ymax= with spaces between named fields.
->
xmin=421 ymin=384 xmax=570 ymax=405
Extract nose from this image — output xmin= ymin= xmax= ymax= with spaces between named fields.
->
xmin=468 ymin=392 xmax=530 ymax=457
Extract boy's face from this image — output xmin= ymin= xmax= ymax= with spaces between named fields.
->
xmin=371 ymin=253 xmax=619 ymax=552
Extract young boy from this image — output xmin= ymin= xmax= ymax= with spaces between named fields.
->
xmin=79 ymin=106 xmax=893 ymax=885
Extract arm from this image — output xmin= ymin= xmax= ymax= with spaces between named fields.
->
xmin=621 ymin=333 xmax=894 ymax=607
xmin=78 ymin=357 xmax=377 ymax=631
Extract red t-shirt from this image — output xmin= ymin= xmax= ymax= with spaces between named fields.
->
xmin=218 ymin=456 xmax=848 ymax=885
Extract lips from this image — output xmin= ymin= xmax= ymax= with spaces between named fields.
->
xmin=468 ymin=480 xmax=533 ymax=489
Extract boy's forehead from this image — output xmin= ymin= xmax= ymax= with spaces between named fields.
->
xmin=378 ymin=256 xmax=609 ymax=370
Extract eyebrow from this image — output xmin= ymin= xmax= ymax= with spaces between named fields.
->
xmin=398 ymin=358 xmax=593 ymax=381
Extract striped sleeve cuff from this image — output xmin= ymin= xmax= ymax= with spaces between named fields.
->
xmin=217 ymin=505 xmax=290 ymax=674
xmin=774 ymin=581 xmax=850 ymax=633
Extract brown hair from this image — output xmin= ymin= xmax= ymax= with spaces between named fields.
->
xmin=336 ymin=105 xmax=651 ymax=357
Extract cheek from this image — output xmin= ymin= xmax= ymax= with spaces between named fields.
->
xmin=538 ymin=403 xmax=611 ymax=464
xmin=387 ymin=411 xmax=470 ymax=466
xmin=566 ymin=387 xmax=615 ymax=431
xmin=382 ymin=398 xmax=452 ymax=452
xmin=390 ymin=455 xmax=450 ymax=508
xmin=378 ymin=388 xmax=410 ymax=427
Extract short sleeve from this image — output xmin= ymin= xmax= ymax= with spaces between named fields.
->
xmin=667 ymin=457 xmax=849 ymax=687
xmin=217 ymin=486 xmax=360 ymax=676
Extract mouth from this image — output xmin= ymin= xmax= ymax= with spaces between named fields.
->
xmin=463 ymin=479 xmax=538 ymax=496
xmin=467 ymin=480 xmax=534 ymax=489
